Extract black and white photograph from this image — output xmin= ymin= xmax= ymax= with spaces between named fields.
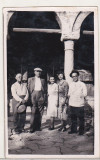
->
xmin=3 ymin=7 xmax=99 ymax=158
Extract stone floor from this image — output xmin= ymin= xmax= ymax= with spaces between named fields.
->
xmin=8 ymin=107 xmax=94 ymax=155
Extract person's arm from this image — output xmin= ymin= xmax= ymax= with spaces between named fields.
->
xmin=64 ymin=82 xmax=69 ymax=104
xmin=44 ymin=80 xmax=47 ymax=103
xmin=82 ymin=83 xmax=87 ymax=97
xmin=56 ymin=84 xmax=58 ymax=93
xmin=11 ymin=84 xmax=22 ymax=102
xmin=24 ymin=89 xmax=29 ymax=101
xmin=56 ymin=84 xmax=59 ymax=108
xmin=28 ymin=78 xmax=31 ymax=91
xmin=28 ymin=78 xmax=32 ymax=97
xmin=64 ymin=81 xmax=69 ymax=96
xmin=68 ymin=85 xmax=71 ymax=97
xmin=44 ymin=80 xmax=47 ymax=94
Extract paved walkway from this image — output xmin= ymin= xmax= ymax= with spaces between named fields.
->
xmin=8 ymin=107 xmax=94 ymax=155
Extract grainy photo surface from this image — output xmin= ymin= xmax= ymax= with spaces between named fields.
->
xmin=3 ymin=7 xmax=98 ymax=158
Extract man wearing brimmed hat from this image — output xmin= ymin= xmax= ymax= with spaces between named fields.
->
xmin=11 ymin=73 xmax=29 ymax=134
xmin=28 ymin=67 xmax=46 ymax=133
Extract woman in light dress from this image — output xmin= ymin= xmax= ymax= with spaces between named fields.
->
xmin=57 ymin=72 xmax=69 ymax=132
xmin=47 ymin=76 xmax=58 ymax=130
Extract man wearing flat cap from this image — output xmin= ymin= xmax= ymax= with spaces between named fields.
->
xmin=28 ymin=67 xmax=47 ymax=133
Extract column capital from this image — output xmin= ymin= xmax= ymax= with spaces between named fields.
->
xmin=56 ymin=11 xmax=80 ymax=41
xmin=61 ymin=31 xmax=80 ymax=41
xmin=56 ymin=11 xmax=92 ymax=42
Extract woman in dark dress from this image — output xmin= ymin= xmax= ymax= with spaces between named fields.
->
xmin=57 ymin=72 xmax=69 ymax=132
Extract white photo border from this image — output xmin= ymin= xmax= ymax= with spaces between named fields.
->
xmin=2 ymin=6 xmax=100 ymax=159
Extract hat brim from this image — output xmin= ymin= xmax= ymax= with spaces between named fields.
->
xmin=34 ymin=70 xmax=42 ymax=72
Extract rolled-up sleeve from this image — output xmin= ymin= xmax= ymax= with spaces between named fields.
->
xmin=11 ymin=85 xmax=22 ymax=102
xmin=82 ymin=83 xmax=87 ymax=97
xmin=68 ymin=85 xmax=71 ymax=97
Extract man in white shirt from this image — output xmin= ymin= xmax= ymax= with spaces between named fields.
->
xmin=28 ymin=68 xmax=47 ymax=133
xmin=68 ymin=70 xmax=87 ymax=135
xmin=11 ymin=73 xmax=29 ymax=134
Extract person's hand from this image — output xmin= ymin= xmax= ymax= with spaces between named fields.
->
xmin=21 ymin=100 xmax=26 ymax=104
xmin=65 ymin=98 xmax=69 ymax=105
xmin=62 ymin=98 xmax=67 ymax=106
xmin=57 ymin=102 xmax=59 ymax=108
xmin=16 ymin=101 xmax=21 ymax=109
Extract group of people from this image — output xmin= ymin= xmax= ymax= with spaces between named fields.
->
xmin=11 ymin=67 xmax=87 ymax=136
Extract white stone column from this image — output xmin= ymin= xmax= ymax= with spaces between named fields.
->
xmin=64 ymin=40 xmax=74 ymax=84
xmin=56 ymin=11 xmax=92 ymax=84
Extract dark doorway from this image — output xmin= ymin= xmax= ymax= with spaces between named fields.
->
xmin=7 ymin=11 xmax=64 ymax=97
xmin=74 ymin=12 xmax=94 ymax=78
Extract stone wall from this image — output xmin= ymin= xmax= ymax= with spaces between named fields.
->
xmin=78 ymin=70 xmax=94 ymax=96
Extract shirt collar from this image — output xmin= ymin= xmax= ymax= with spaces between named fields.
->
xmin=35 ymin=76 xmax=40 ymax=79
xmin=58 ymin=79 xmax=64 ymax=85
xmin=16 ymin=81 xmax=23 ymax=85
xmin=72 ymin=81 xmax=80 ymax=84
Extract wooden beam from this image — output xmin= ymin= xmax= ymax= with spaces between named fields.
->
xmin=13 ymin=28 xmax=61 ymax=34
xmin=13 ymin=28 xmax=94 ymax=35
xmin=82 ymin=30 xmax=94 ymax=35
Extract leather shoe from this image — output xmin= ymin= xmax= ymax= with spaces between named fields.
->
xmin=62 ymin=127 xmax=67 ymax=132
xmin=58 ymin=127 xmax=63 ymax=131
xmin=29 ymin=130 xmax=35 ymax=133
xmin=79 ymin=132 xmax=84 ymax=135
xmin=68 ymin=131 xmax=77 ymax=134
xmin=36 ymin=128 xmax=42 ymax=131
xmin=48 ymin=127 xmax=54 ymax=130
xmin=21 ymin=129 xmax=28 ymax=133
xmin=11 ymin=129 xmax=20 ymax=134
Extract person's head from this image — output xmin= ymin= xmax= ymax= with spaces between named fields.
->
xmin=70 ymin=70 xmax=79 ymax=82
xmin=34 ymin=68 xmax=42 ymax=77
xmin=57 ymin=72 xmax=64 ymax=80
xmin=49 ymin=76 xmax=55 ymax=84
xmin=15 ymin=73 xmax=22 ymax=82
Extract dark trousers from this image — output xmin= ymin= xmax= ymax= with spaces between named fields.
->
xmin=12 ymin=97 xmax=26 ymax=131
xmin=70 ymin=106 xmax=84 ymax=134
xmin=30 ymin=91 xmax=44 ymax=131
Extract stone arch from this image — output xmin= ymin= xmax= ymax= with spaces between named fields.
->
xmin=72 ymin=11 xmax=92 ymax=34
xmin=7 ymin=11 xmax=14 ymax=26
xmin=55 ymin=12 xmax=62 ymax=29
xmin=7 ymin=11 xmax=64 ymax=80
xmin=7 ymin=11 xmax=61 ymax=30
xmin=7 ymin=11 xmax=62 ymax=39
xmin=7 ymin=11 xmax=14 ymax=39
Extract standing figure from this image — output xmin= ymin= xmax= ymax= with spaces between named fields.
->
xmin=28 ymin=68 xmax=46 ymax=133
xmin=57 ymin=72 xmax=69 ymax=132
xmin=68 ymin=70 xmax=87 ymax=135
xmin=11 ymin=73 xmax=29 ymax=134
xmin=47 ymin=76 xmax=58 ymax=130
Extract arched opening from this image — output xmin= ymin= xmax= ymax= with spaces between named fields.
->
xmin=7 ymin=11 xmax=64 ymax=96
xmin=74 ymin=12 xmax=94 ymax=96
